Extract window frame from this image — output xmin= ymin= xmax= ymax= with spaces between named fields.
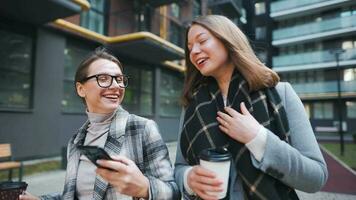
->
xmin=0 ymin=23 xmax=36 ymax=112
xmin=61 ymin=38 xmax=96 ymax=114
xmin=159 ymin=69 xmax=183 ymax=118
xmin=80 ymin=0 xmax=107 ymax=34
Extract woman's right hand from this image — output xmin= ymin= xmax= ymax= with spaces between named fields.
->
xmin=187 ymin=166 xmax=223 ymax=200
xmin=19 ymin=191 xmax=40 ymax=200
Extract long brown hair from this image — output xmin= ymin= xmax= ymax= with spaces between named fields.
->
xmin=181 ymin=15 xmax=279 ymax=107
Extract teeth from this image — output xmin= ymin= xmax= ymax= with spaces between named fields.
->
xmin=105 ymin=94 xmax=118 ymax=98
xmin=197 ymin=58 xmax=206 ymax=65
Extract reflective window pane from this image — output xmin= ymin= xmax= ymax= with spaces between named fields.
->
xmin=313 ymin=102 xmax=333 ymax=119
xmin=346 ymin=101 xmax=356 ymax=118
xmin=0 ymin=30 xmax=33 ymax=109
xmin=61 ymin=41 xmax=91 ymax=113
xmin=159 ymin=70 xmax=183 ymax=117
xmin=80 ymin=0 xmax=105 ymax=34
xmin=255 ymin=2 xmax=266 ymax=15
xmin=122 ymin=67 xmax=153 ymax=116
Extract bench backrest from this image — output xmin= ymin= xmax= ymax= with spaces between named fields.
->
xmin=0 ymin=144 xmax=12 ymax=160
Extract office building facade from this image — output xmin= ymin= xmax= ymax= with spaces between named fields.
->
xmin=269 ymin=0 xmax=356 ymax=135
xmin=0 ymin=0 xmax=247 ymax=159
xmin=0 ymin=0 xmax=186 ymax=159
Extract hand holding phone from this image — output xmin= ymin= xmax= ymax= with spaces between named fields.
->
xmin=77 ymin=145 xmax=112 ymax=168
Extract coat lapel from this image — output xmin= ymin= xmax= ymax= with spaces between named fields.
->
xmin=92 ymin=106 xmax=129 ymax=199
xmin=62 ymin=121 xmax=89 ymax=199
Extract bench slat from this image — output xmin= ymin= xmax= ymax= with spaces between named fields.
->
xmin=0 ymin=161 xmax=21 ymax=170
xmin=0 ymin=144 xmax=11 ymax=158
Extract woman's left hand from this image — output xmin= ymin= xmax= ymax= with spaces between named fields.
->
xmin=217 ymin=102 xmax=261 ymax=144
xmin=96 ymin=155 xmax=150 ymax=199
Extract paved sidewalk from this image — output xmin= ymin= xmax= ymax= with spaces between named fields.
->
xmin=23 ymin=142 xmax=356 ymax=199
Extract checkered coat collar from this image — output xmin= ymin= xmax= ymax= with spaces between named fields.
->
xmin=63 ymin=106 xmax=129 ymax=200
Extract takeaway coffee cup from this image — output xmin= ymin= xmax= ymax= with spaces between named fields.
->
xmin=0 ymin=181 xmax=28 ymax=200
xmin=199 ymin=147 xmax=231 ymax=199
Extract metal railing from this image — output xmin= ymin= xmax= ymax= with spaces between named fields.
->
xmin=208 ymin=0 xmax=242 ymax=8
xmin=273 ymin=48 xmax=356 ymax=67
xmin=273 ymin=14 xmax=356 ymax=40
xmin=271 ymin=0 xmax=330 ymax=13
xmin=292 ymin=80 xmax=356 ymax=95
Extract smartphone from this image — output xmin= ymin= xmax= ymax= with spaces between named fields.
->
xmin=77 ymin=145 xmax=113 ymax=168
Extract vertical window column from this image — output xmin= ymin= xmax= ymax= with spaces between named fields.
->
xmin=159 ymin=70 xmax=183 ymax=117
xmin=123 ymin=67 xmax=153 ymax=116
xmin=0 ymin=30 xmax=33 ymax=110
xmin=80 ymin=0 xmax=105 ymax=34
xmin=61 ymin=41 xmax=91 ymax=113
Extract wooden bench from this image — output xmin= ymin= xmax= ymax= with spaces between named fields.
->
xmin=0 ymin=143 xmax=23 ymax=181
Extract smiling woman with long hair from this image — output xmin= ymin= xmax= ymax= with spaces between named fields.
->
xmin=174 ymin=15 xmax=328 ymax=200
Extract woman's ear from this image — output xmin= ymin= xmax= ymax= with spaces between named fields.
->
xmin=76 ymin=82 xmax=86 ymax=98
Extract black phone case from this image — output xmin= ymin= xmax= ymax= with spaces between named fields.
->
xmin=77 ymin=145 xmax=112 ymax=167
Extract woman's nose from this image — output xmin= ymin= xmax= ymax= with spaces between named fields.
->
xmin=191 ymin=43 xmax=201 ymax=54
xmin=110 ymin=79 xmax=123 ymax=88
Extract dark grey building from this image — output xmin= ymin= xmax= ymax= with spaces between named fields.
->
xmin=0 ymin=0 xmax=186 ymax=160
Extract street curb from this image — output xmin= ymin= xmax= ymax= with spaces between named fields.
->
xmin=319 ymin=145 xmax=356 ymax=176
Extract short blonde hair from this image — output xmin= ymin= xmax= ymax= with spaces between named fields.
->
xmin=182 ymin=15 xmax=279 ymax=107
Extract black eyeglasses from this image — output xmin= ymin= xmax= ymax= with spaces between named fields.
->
xmin=81 ymin=74 xmax=129 ymax=88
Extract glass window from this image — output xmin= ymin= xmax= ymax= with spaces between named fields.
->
xmin=316 ymin=70 xmax=324 ymax=82
xmin=306 ymin=71 xmax=314 ymax=83
xmin=289 ymin=73 xmax=297 ymax=84
xmin=297 ymin=71 xmax=306 ymax=83
xmin=346 ymin=101 xmax=356 ymax=118
xmin=80 ymin=0 xmax=105 ymax=34
xmin=343 ymin=68 xmax=356 ymax=81
xmin=256 ymin=51 xmax=267 ymax=63
xmin=193 ymin=0 xmax=201 ymax=18
xmin=171 ymin=3 xmax=180 ymax=18
xmin=313 ymin=102 xmax=333 ymax=119
xmin=62 ymin=41 xmax=91 ymax=113
xmin=255 ymin=2 xmax=266 ymax=15
xmin=0 ymin=30 xmax=33 ymax=110
xmin=342 ymin=41 xmax=353 ymax=49
xmin=169 ymin=22 xmax=183 ymax=47
xmin=303 ymin=103 xmax=311 ymax=119
xmin=240 ymin=8 xmax=247 ymax=24
xmin=255 ymin=26 xmax=266 ymax=40
xmin=159 ymin=70 xmax=183 ymax=117
xmin=123 ymin=67 xmax=153 ymax=116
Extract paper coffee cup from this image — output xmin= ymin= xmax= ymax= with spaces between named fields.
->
xmin=199 ymin=148 xmax=231 ymax=199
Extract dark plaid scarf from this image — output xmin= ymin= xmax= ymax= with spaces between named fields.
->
xmin=180 ymin=71 xmax=299 ymax=200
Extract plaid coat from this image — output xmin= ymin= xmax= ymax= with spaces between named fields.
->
xmin=41 ymin=107 xmax=179 ymax=200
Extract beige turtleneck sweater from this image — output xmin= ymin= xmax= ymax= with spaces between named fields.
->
xmin=76 ymin=111 xmax=115 ymax=200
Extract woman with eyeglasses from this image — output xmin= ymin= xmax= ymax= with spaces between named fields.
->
xmin=20 ymin=49 xmax=179 ymax=200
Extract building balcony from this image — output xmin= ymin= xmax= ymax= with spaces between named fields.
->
xmin=0 ymin=0 xmax=89 ymax=25
xmin=104 ymin=10 xmax=185 ymax=64
xmin=272 ymin=14 xmax=356 ymax=46
xmin=270 ymin=0 xmax=355 ymax=20
xmin=272 ymin=48 xmax=356 ymax=72
xmin=143 ymin=0 xmax=183 ymax=7
xmin=208 ymin=0 xmax=242 ymax=17
xmin=52 ymin=6 xmax=185 ymax=71
xmin=108 ymin=10 xmax=185 ymax=48
xmin=292 ymin=80 xmax=356 ymax=99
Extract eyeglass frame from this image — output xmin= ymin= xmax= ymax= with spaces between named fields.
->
xmin=80 ymin=74 xmax=129 ymax=88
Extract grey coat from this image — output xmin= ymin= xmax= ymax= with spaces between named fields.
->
xmin=41 ymin=107 xmax=179 ymax=200
xmin=174 ymin=82 xmax=328 ymax=199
